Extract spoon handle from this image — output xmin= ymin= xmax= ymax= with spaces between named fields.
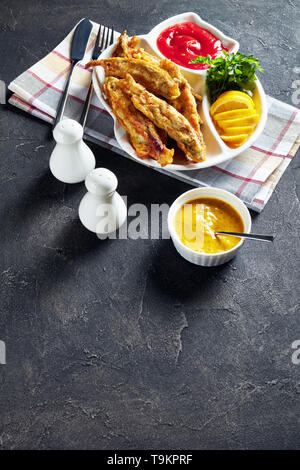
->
xmin=215 ymin=232 xmax=275 ymax=242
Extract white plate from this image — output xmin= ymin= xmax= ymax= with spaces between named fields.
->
xmin=92 ymin=12 xmax=268 ymax=171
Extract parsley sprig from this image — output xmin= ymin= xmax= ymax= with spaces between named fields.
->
xmin=190 ymin=52 xmax=264 ymax=103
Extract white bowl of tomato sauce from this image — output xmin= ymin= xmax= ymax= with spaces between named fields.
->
xmin=168 ymin=187 xmax=252 ymax=266
xmin=147 ymin=12 xmax=239 ymax=75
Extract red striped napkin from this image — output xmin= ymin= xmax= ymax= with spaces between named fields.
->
xmin=8 ymin=21 xmax=300 ymax=212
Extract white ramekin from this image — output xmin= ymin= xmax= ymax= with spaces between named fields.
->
xmin=168 ymin=187 xmax=252 ymax=266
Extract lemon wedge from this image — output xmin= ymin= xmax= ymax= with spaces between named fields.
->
xmin=221 ymin=125 xmax=256 ymax=136
xmin=210 ymin=90 xmax=260 ymax=148
xmin=210 ymin=91 xmax=255 ymax=116
xmin=220 ymin=134 xmax=249 ymax=147
xmin=217 ymin=114 xmax=260 ymax=129
xmin=213 ymin=109 xmax=257 ymax=121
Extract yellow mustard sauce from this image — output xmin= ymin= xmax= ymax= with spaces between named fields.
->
xmin=174 ymin=197 xmax=244 ymax=254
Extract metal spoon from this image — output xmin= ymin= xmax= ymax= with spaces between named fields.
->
xmin=215 ymin=231 xmax=274 ymax=242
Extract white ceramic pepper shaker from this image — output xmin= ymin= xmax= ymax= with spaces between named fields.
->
xmin=78 ymin=168 xmax=127 ymax=235
xmin=50 ymin=118 xmax=95 ymax=183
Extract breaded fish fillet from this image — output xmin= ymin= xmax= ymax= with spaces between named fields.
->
xmin=112 ymin=30 xmax=131 ymax=58
xmin=86 ymin=57 xmax=180 ymax=100
xmin=112 ymin=30 xmax=140 ymax=58
xmin=104 ymin=77 xmax=173 ymax=166
xmin=128 ymin=35 xmax=140 ymax=50
xmin=118 ymin=74 xmax=206 ymax=162
xmin=161 ymin=59 xmax=204 ymax=133
xmin=132 ymin=48 xmax=161 ymax=66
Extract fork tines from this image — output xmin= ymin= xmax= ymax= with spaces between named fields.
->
xmin=98 ymin=25 xmax=114 ymax=53
xmin=79 ymin=24 xmax=115 ymax=128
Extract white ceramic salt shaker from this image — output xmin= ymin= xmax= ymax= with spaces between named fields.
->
xmin=50 ymin=119 xmax=95 ymax=183
xmin=78 ymin=168 xmax=127 ymax=235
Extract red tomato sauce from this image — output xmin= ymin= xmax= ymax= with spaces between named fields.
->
xmin=156 ymin=22 xmax=228 ymax=70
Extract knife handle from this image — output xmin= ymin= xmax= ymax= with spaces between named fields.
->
xmin=79 ymin=81 xmax=94 ymax=129
xmin=53 ymin=60 xmax=77 ymax=128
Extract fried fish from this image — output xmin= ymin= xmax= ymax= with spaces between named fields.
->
xmin=112 ymin=30 xmax=131 ymax=58
xmin=112 ymin=30 xmax=140 ymax=58
xmin=131 ymin=48 xmax=161 ymax=66
xmin=118 ymin=74 xmax=206 ymax=162
xmin=86 ymin=57 xmax=180 ymax=100
xmin=161 ymin=59 xmax=204 ymax=133
xmin=104 ymin=77 xmax=174 ymax=166
xmin=128 ymin=35 xmax=140 ymax=50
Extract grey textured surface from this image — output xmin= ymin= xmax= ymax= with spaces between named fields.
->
xmin=0 ymin=0 xmax=299 ymax=450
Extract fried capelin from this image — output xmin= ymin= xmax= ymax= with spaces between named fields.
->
xmin=128 ymin=53 xmax=203 ymax=126
xmin=192 ymin=90 xmax=203 ymax=102
xmin=128 ymin=35 xmax=140 ymax=50
xmin=86 ymin=57 xmax=180 ymax=100
xmin=131 ymin=48 xmax=161 ymax=66
xmin=118 ymin=74 xmax=206 ymax=162
xmin=161 ymin=59 xmax=204 ymax=131
xmin=112 ymin=30 xmax=140 ymax=58
xmin=104 ymin=77 xmax=173 ymax=166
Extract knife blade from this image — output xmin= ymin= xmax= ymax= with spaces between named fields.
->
xmin=53 ymin=18 xmax=93 ymax=127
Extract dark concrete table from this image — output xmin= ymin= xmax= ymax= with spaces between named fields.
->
xmin=0 ymin=0 xmax=299 ymax=450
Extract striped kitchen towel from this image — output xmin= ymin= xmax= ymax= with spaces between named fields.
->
xmin=8 ymin=21 xmax=300 ymax=212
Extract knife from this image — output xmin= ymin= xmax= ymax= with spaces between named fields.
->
xmin=53 ymin=18 xmax=93 ymax=128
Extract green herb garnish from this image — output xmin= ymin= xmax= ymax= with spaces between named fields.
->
xmin=190 ymin=52 xmax=264 ymax=103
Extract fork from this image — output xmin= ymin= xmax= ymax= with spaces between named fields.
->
xmin=79 ymin=25 xmax=114 ymax=129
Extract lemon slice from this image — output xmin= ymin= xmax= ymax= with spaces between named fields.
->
xmin=210 ymin=91 xmax=255 ymax=116
xmin=213 ymin=109 xmax=257 ymax=121
xmin=221 ymin=125 xmax=256 ymax=136
xmin=220 ymin=134 xmax=249 ymax=146
xmin=218 ymin=114 xmax=260 ymax=129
